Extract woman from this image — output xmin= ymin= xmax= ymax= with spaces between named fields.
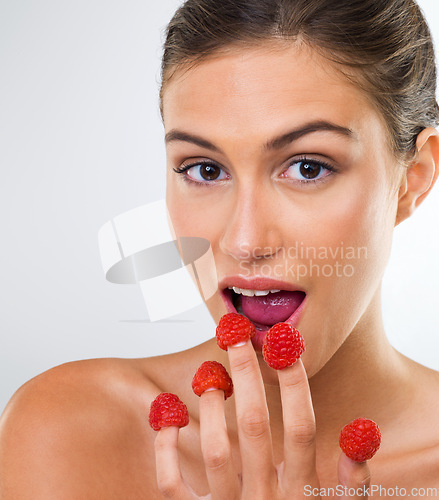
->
xmin=1 ymin=0 xmax=439 ymax=497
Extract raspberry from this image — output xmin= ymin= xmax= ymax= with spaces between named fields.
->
xmin=339 ymin=418 xmax=381 ymax=462
xmin=192 ymin=361 xmax=234 ymax=400
xmin=148 ymin=392 xmax=189 ymax=431
xmin=262 ymin=322 xmax=305 ymax=370
xmin=216 ymin=313 xmax=255 ymax=350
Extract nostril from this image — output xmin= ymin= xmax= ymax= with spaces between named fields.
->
xmin=253 ymin=246 xmax=283 ymax=259
xmin=220 ymin=243 xmax=283 ymax=261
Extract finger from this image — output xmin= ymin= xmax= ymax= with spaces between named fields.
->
xmin=338 ymin=453 xmax=371 ymax=500
xmin=278 ymin=359 xmax=318 ymax=486
xmin=199 ymin=389 xmax=240 ymax=499
xmin=154 ymin=426 xmax=195 ymax=500
xmin=227 ymin=340 xmax=276 ymax=492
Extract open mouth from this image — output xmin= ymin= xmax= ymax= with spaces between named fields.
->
xmin=221 ymin=285 xmax=306 ymax=349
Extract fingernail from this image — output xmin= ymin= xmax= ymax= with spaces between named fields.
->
xmin=229 ymin=340 xmax=247 ymax=348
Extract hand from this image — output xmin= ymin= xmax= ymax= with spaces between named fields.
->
xmin=154 ymin=340 xmax=371 ymax=499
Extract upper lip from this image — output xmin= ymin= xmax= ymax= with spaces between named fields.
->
xmin=218 ymin=275 xmax=306 ymax=293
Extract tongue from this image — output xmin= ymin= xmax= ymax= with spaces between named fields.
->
xmin=241 ymin=291 xmax=305 ymax=326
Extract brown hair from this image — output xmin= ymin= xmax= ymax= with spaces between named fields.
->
xmin=160 ymin=0 xmax=439 ymax=159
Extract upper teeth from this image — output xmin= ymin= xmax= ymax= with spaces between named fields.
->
xmin=229 ymin=287 xmax=281 ymax=297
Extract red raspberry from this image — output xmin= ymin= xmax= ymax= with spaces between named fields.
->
xmin=148 ymin=392 xmax=189 ymax=431
xmin=192 ymin=361 xmax=234 ymax=400
xmin=262 ymin=322 xmax=305 ymax=370
xmin=339 ymin=418 xmax=381 ymax=462
xmin=216 ymin=313 xmax=255 ymax=350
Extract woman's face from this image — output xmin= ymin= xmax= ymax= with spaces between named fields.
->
xmin=163 ymin=42 xmax=402 ymax=377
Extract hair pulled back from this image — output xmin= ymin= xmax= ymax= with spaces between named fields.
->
xmin=161 ymin=0 xmax=439 ymax=158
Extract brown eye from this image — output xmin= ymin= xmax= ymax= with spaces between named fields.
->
xmin=299 ymin=162 xmax=321 ymax=179
xmin=281 ymin=158 xmax=334 ymax=185
xmin=200 ymin=164 xmax=221 ymax=180
xmin=174 ymin=161 xmax=229 ymax=183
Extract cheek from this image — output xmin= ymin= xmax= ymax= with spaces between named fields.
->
xmin=166 ymin=176 xmax=226 ymax=319
xmin=294 ymin=168 xmax=396 ymax=270
xmin=166 ymin=171 xmax=229 ymax=245
xmin=293 ymin=176 xmax=398 ymax=375
xmin=166 ymin=174 xmax=198 ymax=238
xmin=335 ymin=176 xmax=395 ymax=267
xmin=167 ymin=189 xmax=217 ymax=240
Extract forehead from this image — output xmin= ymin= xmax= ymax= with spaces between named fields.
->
xmin=162 ymin=42 xmax=386 ymax=147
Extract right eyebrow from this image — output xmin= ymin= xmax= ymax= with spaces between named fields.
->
xmin=165 ymin=130 xmax=221 ymax=153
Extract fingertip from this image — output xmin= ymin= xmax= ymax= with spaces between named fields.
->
xmin=199 ymin=387 xmax=226 ymax=402
xmin=277 ymin=357 xmax=307 ymax=384
xmin=288 ymin=357 xmax=305 ymax=372
xmin=227 ymin=339 xmax=251 ymax=349
xmin=155 ymin=425 xmax=179 ymax=442
xmin=280 ymin=356 xmax=305 ymax=371
xmin=227 ymin=338 xmax=256 ymax=366
xmin=338 ymin=452 xmax=371 ymax=488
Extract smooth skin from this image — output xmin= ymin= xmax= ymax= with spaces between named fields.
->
xmin=1 ymin=42 xmax=439 ymax=498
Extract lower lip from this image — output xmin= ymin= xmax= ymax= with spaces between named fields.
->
xmin=221 ymin=289 xmax=307 ymax=351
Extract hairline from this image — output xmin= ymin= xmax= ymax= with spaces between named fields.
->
xmin=160 ymin=36 xmax=411 ymax=165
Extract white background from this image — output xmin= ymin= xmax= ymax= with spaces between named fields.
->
xmin=0 ymin=0 xmax=438 ymax=414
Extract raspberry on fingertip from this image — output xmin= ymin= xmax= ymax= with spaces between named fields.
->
xmin=148 ymin=392 xmax=189 ymax=431
xmin=262 ymin=322 xmax=305 ymax=370
xmin=216 ymin=313 xmax=255 ymax=350
xmin=192 ymin=360 xmax=233 ymax=399
xmin=339 ymin=417 xmax=381 ymax=462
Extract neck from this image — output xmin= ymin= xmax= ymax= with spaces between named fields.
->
xmin=262 ymin=286 xmax=410 ymax=451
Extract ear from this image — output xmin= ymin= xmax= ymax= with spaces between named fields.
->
xmin=395 ymin=127 xmax=439 ymax=226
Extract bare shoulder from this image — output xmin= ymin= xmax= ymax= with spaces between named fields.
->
xmin=0 ymin=356 xmax=188 ymax=499
xmin=414 ymin=362 xmax=439 ymax=487
xmin=374 ymin=358 xmax=439 ymax=488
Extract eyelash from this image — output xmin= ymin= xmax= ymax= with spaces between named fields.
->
xmin=173 ymin=161 xmax=230 ymax=187
xmin=173 ymin=161 xmax=218 ymax=175
xmin=284 ymin=156 xmax=337 ymax=185
xmin=173 ymin=156 xmax=337 ymax=186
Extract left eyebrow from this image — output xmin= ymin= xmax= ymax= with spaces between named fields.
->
xmin=264 ymin=120 xmax=356 ymax=150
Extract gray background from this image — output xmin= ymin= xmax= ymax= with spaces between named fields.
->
xmin=1 ymin=0 xmax=438 ymax=414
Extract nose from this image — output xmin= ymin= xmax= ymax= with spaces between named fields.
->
xmin=218 ymin=183 xmax=284 ymax=262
